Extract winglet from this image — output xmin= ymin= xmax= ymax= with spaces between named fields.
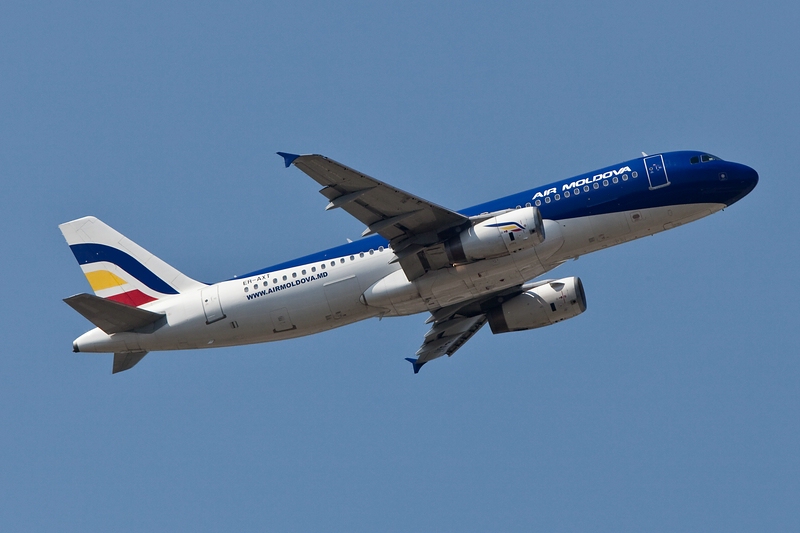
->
xmin=277 ymin=152 xmax=300 ymax=168
xmin=404 ymin=357 xmax=426 ymax=374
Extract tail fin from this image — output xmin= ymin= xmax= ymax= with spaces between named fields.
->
xmin=59 ymin=216 xmax=204 ymax=307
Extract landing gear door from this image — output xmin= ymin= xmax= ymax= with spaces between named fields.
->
xmin=201 ymin=286 xmax=226 ymax=324
xmin=644 ymin=154 xmax=670 ymax=190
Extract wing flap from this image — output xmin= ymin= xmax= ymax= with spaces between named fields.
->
xmin=416 ymin=314 xmax=487 ymax=364
xmin=64 ymin=293 xmax=165 ymax=334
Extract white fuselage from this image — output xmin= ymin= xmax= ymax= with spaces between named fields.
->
xmin=74 ymin=202 xmax=723 ymax=354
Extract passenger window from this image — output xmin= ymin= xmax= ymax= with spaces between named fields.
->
xmin=612 ymin=177 xmax=619 ymax=184
xmin=564 ymin=191 xmax=570 ymax=198
xmin=593 ymin=183 xmax=599 ymax=189
xmin=254 ymin=284 xmax=258 ymax=289
xmin=583 ymin=185 xmax=589 ymax=192
xmin=603 ymin=180 xmax=608 ymax=186
xmin=311 ymin=267 xmax=316 ymax=272
xmin=292 ymin=272 xmax=297 ymax=278
xmin=554 ymin=194 xmax=560 ymax=200
xmin=535 ymin=200 xmax=541 ymax=206
xmin=282 ymin=275 xmax=287 ymax=281
xmin=545 ymin=197 xmax=551 ymax=203
xmin=525 ymin=202 xmax=531 ymax=207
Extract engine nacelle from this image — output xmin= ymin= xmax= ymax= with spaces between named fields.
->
xmin=487 ymin=276 xmax=586 ymax=334
xmin=446 ymin=206 xmax=545 ymax=264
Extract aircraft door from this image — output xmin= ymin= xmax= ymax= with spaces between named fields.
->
xmin=644 ymin=155 xmax=670 ymax=189
xmin=201 ymin=286 xmax=226 ymax=324
xmin=323 ymin=275 xmax=363 ymax=320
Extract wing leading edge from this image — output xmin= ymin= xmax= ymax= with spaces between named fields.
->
xmin=278 ymin=153 xmax=471 ymax=280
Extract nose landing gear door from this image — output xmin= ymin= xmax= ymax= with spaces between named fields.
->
xmin=644 ymin=154 xmax=670 ymax=190
xmin=201 ymin=285 xmax=226 ymax=324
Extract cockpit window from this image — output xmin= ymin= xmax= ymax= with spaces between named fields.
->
xmin=691 ymin=154 xmax=722 ymax=164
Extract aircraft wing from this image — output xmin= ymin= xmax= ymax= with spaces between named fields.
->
xmin=407 ymin=314 xmax=488 ymax=372
xmin=404 ymin=277 xmax=566 ymax=373
xmin=279 ymin=153 xmax=471 ymax=278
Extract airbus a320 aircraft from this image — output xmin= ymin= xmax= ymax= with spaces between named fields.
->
xmin=60 ymin=151 xmax=758 ymax=373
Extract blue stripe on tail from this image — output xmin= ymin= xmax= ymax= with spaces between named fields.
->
xmin=69 ymin=243 xmax=179 ymax=295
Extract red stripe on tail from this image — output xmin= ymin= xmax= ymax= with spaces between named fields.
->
xmin=107 ymin=290 xmax=157 ymax=307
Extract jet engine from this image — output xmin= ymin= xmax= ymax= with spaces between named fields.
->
xmin=445 ymin=206 xmax=545 ymax=264
xmin=487 ymin=276 xmax=586 ymax=334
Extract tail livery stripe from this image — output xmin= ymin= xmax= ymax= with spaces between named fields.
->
xmin=107 ymin=290 xmax=157 ymax=307
xmin=84 ymin=270 xmax=127 ymax=292
xmin=69 ymin=243 xmax=179 ymax=295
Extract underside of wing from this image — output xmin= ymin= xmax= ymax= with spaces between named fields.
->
xmin=404 ymin=278 xmax=569 ymax=373
xmin=279 ymin=153 xmax=471 ymax=278
xmin=416 ymin=314 xmax=487 ymax=364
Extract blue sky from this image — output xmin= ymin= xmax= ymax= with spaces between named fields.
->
xmin=2 ymin=1 xmax=798 ymax=531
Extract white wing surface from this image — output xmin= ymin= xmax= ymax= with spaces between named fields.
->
xmin=279 ymin=153 xmax=471 ymax=279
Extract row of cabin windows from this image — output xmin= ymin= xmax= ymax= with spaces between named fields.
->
xmin=243 ymin=246 xmax=385 ymax=291
xmin=533 ymin=171 xmax=637 ymax=206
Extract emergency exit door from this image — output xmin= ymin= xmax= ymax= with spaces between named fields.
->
xmin=644 ymin=154 xmax=670 ymax=190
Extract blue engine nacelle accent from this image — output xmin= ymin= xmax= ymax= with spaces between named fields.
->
xmin=446 ymin=207 xmax=545 ymax=264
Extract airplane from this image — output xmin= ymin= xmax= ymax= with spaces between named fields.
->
xmin=60 ymin=150 xmax=758 ymax=374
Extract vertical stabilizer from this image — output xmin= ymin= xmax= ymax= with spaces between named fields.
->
xmin=59 ymin=216 xmax=204 ymax=307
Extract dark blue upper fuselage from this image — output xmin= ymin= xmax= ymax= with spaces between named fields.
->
xmin=463 ymin=150 xmax=758 ymax=220
xmin=239 ymin=151 xmax=758 ymax=278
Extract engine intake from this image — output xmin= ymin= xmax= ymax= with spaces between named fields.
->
xmin=446 ymin=206 xmax=544 ymax=263
xmin=487 ymin=277 xmax=586 ymax=334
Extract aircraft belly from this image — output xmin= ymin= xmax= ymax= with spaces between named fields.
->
xmin=553 ymin=203 xmax=725 ymax=261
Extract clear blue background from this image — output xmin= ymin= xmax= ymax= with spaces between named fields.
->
xmin=2 ymin=1 xmax=798 ymax=531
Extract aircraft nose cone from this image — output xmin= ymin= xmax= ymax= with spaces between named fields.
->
xmin=722 ymin=162 xmax=758 ymax=206
xmin=736 ymin=163 xmax=759 ymax=198
xmin=742 ymin=164 xmax=759 ymax=192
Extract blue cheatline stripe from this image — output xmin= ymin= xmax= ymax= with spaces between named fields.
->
xmin=69 ymin=243 xmax=179 ymax=295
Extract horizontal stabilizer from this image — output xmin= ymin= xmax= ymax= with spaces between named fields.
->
xmin=113 ymin=351 xmax=148 ymax=373
xmin=64 ymin=293 xmax=165 ymax=334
